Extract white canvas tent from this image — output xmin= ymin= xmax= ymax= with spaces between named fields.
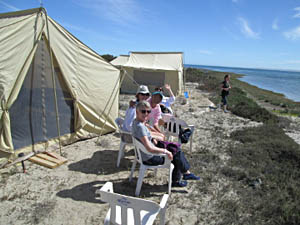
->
xmin=0 ymin=8 xmax=121 ymax=159
xmin=120 ymin=52 xmax=184 ymax=95
xmin=111 ymin=55 xmax=129 ymax=68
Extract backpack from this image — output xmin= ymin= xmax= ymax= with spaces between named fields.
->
xmin=179 ymin=128 xmax=193 ymax=144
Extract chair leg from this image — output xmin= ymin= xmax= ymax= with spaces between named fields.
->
xmin=135 ymin=165 xmax=146 ymax=196
xmin=190 ymin=134 xmax=193 ymax=152
xmin=116 ymin=141 xmax=126 ymax=167
xmin=168 ymin=163 xmax=174 ymax=195
xmin=129 ymin=160 xmax=137 ymax=182
xmin=154 ymin=168 xmax=158 ymax=177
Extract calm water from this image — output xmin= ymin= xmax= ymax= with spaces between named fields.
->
xmin=186 ymin=64 xmax=300 ymax=102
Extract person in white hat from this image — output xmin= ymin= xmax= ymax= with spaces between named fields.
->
xmin=122 ymin=85 xmax=150 ymax=132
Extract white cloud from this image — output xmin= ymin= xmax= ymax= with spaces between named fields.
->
xmin=279 ymin=60 xmax=300 ymax=67
xmin=293 ymin=7 xmax=300 ymax=18
xmin=74 ymin=0 xmax=143 ymax=26
xmin=61 ymin=22 xmax=89 ymax=33
xmin=284 ymin=60 xmax=300 ymax=64
xmin=283 ymin=26 xmax=300 ymax=40
xmin=272 ymin=18 xmax=279 ymax=30
xmin=199 ymin=50 xmax=213 ymax=55
xmin=237 ymin=17 xmax=260 ymax=39
xmin=0 ymin=0 xmax=20 ymax=11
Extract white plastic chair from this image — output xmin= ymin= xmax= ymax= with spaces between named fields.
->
xmin=129 ymin=137 xmax=174 ymax=197
xmin=99 ymin=182 xmax=169 ymax=225
xmin=162 ymin=114 xmax=195 ymax=152
xmin=115 ymin=118 xmax=133 ymax=167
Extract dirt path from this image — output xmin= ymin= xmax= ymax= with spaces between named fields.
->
xmin=0 ymin=83 xmax=293 ymax=225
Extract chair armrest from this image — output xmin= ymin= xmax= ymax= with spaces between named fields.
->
xmin=100 ymin=182 xmax=114 ymax=193
xmin=188 ymin=125 xmax=195 ymax=132
xmin=120 ymin=129 xmax=132 ymax=135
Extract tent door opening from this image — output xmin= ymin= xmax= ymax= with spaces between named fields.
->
xmin=10 ymin=38 xmax=74 ymax=151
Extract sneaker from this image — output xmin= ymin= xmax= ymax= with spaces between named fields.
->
xmin=183 ymin=173 xmax=201 ymax=180
xmin=172 ymin=180 xmax=188 ymax=187
xmin=224 ymin=110 xmax=229 ymax=113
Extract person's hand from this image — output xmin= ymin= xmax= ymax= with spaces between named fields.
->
xmin=164 ymin=84 xmax=171 ymax=90
xmin=129 ymin=100 xmax=136 ymax=108
xmin=166 ymin=150 xmax=173 ymax=160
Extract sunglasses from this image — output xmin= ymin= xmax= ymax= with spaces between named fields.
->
xmin=140 ymin=109 xmax=151 ymax=114
xmin=140 ymin=93 xmax=150 ymax=96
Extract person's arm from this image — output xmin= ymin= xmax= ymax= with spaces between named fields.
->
xmin=139 ymin=136 xmax=173 ymax=160
xmin=165 ymin=84 xmax=174 ymax=98
xmin=123 ymin=107 xmax=135 ymax=131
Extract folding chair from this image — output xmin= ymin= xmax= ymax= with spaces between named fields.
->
xmin=99 ymin=182 xmax=169 ymax=225
xmin=115 ymin=118 xmax=133 ymax=167
xmin=129 ymin=137 xmax=174 ymax=197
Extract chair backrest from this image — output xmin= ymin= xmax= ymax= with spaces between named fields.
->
xmin=132 ymin=137 xmax=150 ymax=165
xmin=163 ymin=116 xmax=188 ymax=137
xmin=100 ymin=182 xmax=165 ymax=225
xmin=115 ymin=117 xmax=124 ymax=130
xmin=115 ymin=117 xmax=133 ymax=144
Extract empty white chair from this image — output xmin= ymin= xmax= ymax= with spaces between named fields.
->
xmin=129 ymin=137 xmax=174 ymax=197
xmin=115 ymin=118 xmax=133 ymax=167
xmin=99 ymin=182 xmax=169 ymax=225
xmin=162 ymin=115 xmax=195 ymax=152
xmin=97 ymin=182 xmax=169 ymax=225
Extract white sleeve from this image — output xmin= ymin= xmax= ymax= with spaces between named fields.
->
xmin=167 ymin=96 xmax=175 ymax=105
xmin=123 ymin=107 xmax=136 ymax=132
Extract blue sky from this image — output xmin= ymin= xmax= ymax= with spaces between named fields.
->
xmin=1 ymin=0 xmax=300 ymax=70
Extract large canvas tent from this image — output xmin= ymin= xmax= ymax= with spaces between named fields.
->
xmin=120 ymin=52 xmax=184 ymax=95
xmin=0 ymin=8 xmax=120 ymax=159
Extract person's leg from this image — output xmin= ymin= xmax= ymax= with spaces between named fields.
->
xmin=143 ymin=156 xmax=164 ymax=166
xmin=150 ymin=131 xmax=165 ymax=141
xmin=172 ymin=150 xmax=190 ymax=181
xmin=223 ymin=96 xmax=228 ymax=112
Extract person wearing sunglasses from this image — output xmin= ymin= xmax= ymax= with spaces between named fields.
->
xmin=132 ymin=101 xmax=200 ymax=187
xmin=123 ymin=85 xmax=150 ymax=132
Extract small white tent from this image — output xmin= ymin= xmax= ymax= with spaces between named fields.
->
xmin=111 ymin=55 xmax=129 ymax=68
xmin=0 ymin=8 xmax=120 ymax=159
xmin=120 ymin=52 xmax=184 ymax=95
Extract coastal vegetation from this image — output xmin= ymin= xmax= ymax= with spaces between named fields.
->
xmin=185 ymin=67 xmax=300 ymax=225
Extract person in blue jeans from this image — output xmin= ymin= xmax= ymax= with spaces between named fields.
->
xmin=132 ymin=101 xmax=200 ymax=187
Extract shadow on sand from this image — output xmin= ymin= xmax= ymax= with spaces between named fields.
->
xmin=68 ymin=149 xmax=134 ymax=175
xmin=56 ymin=178 xmax=184 ymax=204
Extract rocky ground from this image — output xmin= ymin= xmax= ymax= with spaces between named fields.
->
xmin=0 ymin=82 xmax=299 ymax=225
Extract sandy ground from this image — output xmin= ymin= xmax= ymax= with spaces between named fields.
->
xmin=1 ymin=82 xmax=299 ymax=225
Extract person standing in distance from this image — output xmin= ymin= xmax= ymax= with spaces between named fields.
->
xmin=220 ymin=74 xmax=231 ymax=113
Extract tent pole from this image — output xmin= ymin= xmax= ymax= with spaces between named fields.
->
xmin=42 ymin=8 xmax=62 ymax=156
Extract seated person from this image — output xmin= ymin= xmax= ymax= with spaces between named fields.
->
xmin=123 ymin=85 xmax=150 ymax=132
xmin=155 ymin=84 xmax=175 ymax=115
xmin=147 ymin=91 xmax=165 ymax=140
xmin=132 ymin=101 xmax=200 ymax=187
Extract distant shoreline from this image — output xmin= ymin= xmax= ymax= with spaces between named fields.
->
xmin=185 ymin=64 xmax=300 ymax=73
xmin=185 ymin=64 xmax=300 ymax=103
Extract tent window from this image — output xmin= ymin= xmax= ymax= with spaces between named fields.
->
xmin=133 ymin=70 xmax=165 ymax=87
xmin=10 ymin=39 xmax=74 ymax=150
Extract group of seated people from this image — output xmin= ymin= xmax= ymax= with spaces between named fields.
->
xmin=122 ymin=84 xmax=200 ymax=187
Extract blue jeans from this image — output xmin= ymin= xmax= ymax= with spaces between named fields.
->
xmin=143 ymin=148 xmax=190 ymax=182
xmin=222 ymin=95 xmax=228 ymax=106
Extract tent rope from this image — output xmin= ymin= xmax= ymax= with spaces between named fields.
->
xmin=96 ymin=69 xmax=126 ymax=144
xmin=42 ymin=8 xmax=62 ymax=156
